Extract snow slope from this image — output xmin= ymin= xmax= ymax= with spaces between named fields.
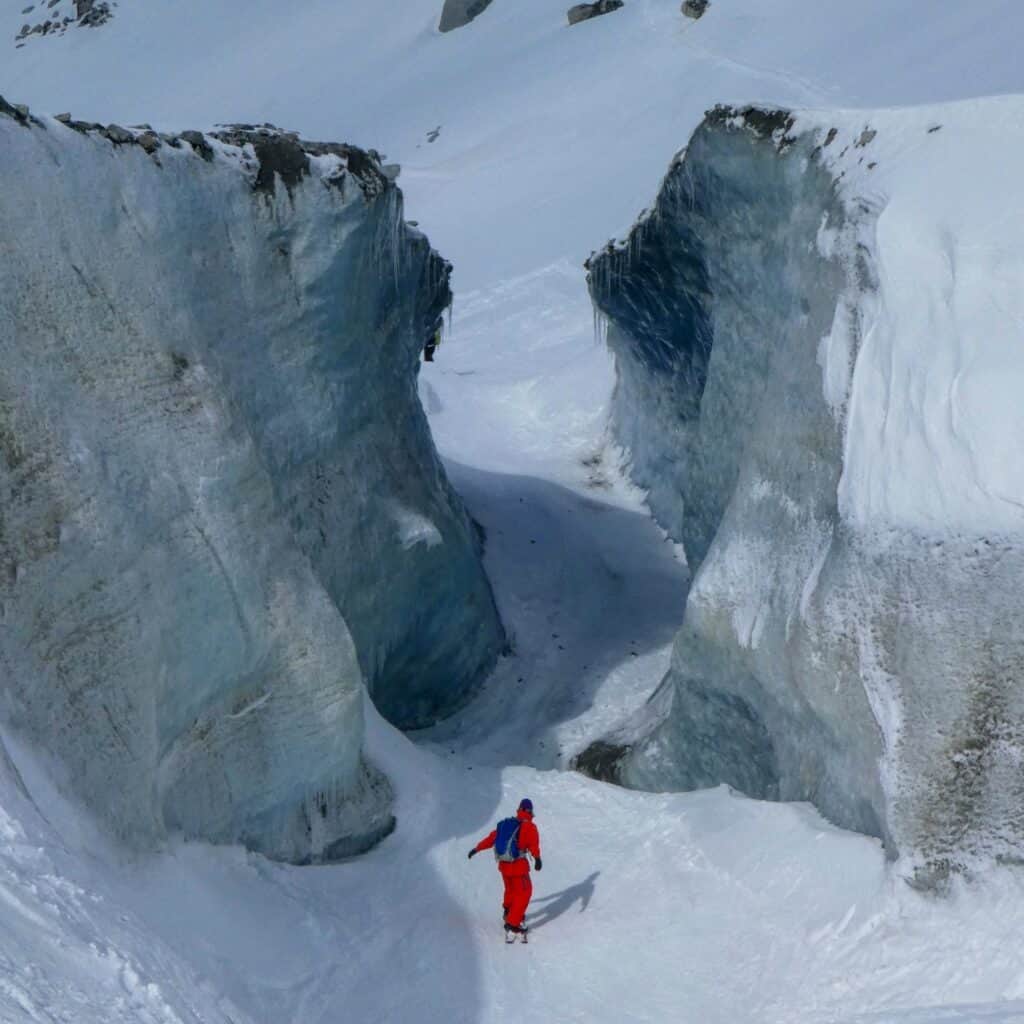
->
xmin=4 ymin=0 xmax=1024 ymax=1020
xmin=833 ymin=101 xmax=1024 ymax=535
xmin=7 ymin=712 xmax=1024 ymax=1024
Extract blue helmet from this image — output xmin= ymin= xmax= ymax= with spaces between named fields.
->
xmin=518 ymin=798 xmax=534 ymax=813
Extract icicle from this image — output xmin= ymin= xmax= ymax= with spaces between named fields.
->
xmin=392 ymin=192 xmax=401 ymax=292
xmin=592 ymin=298 xmax=609 ymax=348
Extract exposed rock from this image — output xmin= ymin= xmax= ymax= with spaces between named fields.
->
xmin=103 ymin=123 xmax=133 ymax=145
xmin=706 ymin=103 xmax=796 ymax=145
xmin=0 ymin=97 xmax=30 ymax=124
xmin=438 ymin=0 xmax=494 ymax=33
xmin=681 ymin=0 xmax=708 ymax=18
xmin=567 ymin=0 xmax=623 ymax=26
xmin=179 ymin=129 xmax=214 ymax=161
xmin=14 ymin=0 xmax=112 ymax=43
xmin=210 ymin=124 xmax=390 ymax=198
xmin=572 ymin=740 xmax=630 ymax=783
xmin=78 ymin=2 xmax=111 ymax=27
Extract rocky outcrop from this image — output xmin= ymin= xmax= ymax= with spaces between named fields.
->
xmin=14 ymin=0 xmax=111 ymax=46
xmin=681 ymin=0 xmax=709 ymax=19
xmin=0 ymin=98 xmax=503 ymax=862
xmin=439 ymin=0 xmax=494 ymax=33
xmin=567 ymin=1 xmax=624 ymax=27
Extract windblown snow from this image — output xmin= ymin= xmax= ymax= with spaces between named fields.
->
xmin=2 ymin=0 xmax=1024 ymax=1021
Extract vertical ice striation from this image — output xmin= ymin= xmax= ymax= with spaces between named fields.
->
xmin=581 ymin=101 xmax=1024 ymax=876
xmin=582 ymin=106 xmax=885 ymax=839
xmin=0 ymin=104 xmax=502 ymax=860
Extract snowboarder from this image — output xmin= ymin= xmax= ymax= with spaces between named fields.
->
xmin=468 ymin=798 xmax=542 ymax=941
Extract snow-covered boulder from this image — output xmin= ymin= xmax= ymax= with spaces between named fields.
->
xmin=0 ymin=101 xmax=503 ymax=861
xmin=581 ymin=100 xmax=1024 ymax=878
xmin=681 ymin=0 xmax=709 ymax=19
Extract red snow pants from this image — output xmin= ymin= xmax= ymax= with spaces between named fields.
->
xmin=501 ymin=871 xmax=532 ymax=928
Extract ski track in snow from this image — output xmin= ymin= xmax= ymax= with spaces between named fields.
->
xmin=4 ymin=0 xmax=1024 ymax=1020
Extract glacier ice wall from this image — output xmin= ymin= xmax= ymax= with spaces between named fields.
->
xmin=0 ymin=102 xmax=502 ymax=860
xmin=581 ymin=103 xmax=1024 ymax=875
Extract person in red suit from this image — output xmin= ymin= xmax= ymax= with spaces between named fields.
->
xmin=468 ymin=798 xmax=542 ymax=937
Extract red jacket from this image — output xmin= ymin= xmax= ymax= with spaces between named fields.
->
xmin=474 ymin=809 xmax=541 ymax=876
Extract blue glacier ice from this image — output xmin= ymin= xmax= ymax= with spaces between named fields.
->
xmin=0 ymin=105 xmax=503 ymax=861
xmin=581 ymin=104 xmax=1024 ymax=878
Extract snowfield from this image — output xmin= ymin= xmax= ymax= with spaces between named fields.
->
xmin=4 ymin=0 xmax=1024 ymax=1020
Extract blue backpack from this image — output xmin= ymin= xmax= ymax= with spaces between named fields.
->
xmin=493 ymin=817 xmax=522 ymax=863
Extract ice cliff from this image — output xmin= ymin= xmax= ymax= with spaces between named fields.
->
xmin=580 ymin=100 xmax=1024 ymax=878
xmin=0 ymin=99 xmax=502 ymax=862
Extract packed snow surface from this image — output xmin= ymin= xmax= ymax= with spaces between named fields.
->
xmin=8 ymin=714 xmax=1024 ymax=1024
xmin=3 ymin=0 xmax=1024 ymax=1020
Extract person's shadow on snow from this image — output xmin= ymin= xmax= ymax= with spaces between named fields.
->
xmin=526 ymin=871 xmax=600 ymax=930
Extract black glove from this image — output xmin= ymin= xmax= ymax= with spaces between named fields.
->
xmin=467 ymin=848 xmax=478 ymax=860
xmin=534 ymin=856 xmax=542 ymax=871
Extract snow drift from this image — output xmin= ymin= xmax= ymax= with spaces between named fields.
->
xmin=0 ymin=99 xmax=502 ymax=862
xmin=581 ymin=100 xmax=1024 ymax=877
